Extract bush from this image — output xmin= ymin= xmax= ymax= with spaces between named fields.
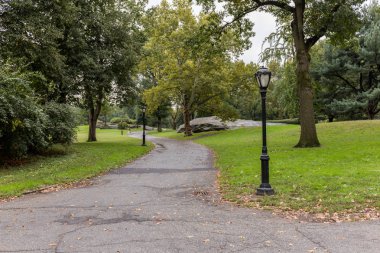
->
xmin=0 ymin=64 xmax=76 ymax=158
xmin=0 ymin=65 xmax=47 ymax=157
xmin=0 ymin=94 xmax=49 ymax=157
xmin=44 ymin=102 xmax=77 ymax=145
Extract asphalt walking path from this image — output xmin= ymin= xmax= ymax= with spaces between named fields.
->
xmin=0 ymin=134 xmax=379 ymax=253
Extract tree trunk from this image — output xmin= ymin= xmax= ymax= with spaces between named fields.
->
xmin=367 ymin=101 xmax=378 ymax=120
xmin=57 ymin=82 xmax=67 ymax=104
xmin=88 ymin=99 xmax=102 ymax=142
xmin=291 ymin=4 xmax=320 ymax=148
xmin=183 ymin=107 xmax=192 ymax=137
xmin=157 ymin=116 xmax=162 ymax=132
xmin=88 ymin=112 xmax=97 ymax=142
xmin=295 ymin=51 xmax=320 ymax=147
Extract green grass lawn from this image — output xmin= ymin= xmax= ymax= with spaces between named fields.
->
xmin=153 ymin=121 xmax=380 ymax=216
xmin=0 ymin=126 xmax=152 ymax=199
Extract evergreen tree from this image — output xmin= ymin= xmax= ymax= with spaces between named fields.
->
xmin=313 ymin=4 xmax=380 ymax=120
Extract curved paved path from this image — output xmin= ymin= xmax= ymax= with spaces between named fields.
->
xmin=0 ymin=135 xmax=379 ymax=252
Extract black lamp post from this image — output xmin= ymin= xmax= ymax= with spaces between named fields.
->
xmin=255 ymin=66 xmax=275 ymax=196
xmin=142 ymin=105 xmax=147 ymax=146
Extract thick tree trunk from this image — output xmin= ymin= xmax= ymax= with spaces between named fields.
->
xmin=368 ymin=110 xmax=375 ymax=120
xmin=295 ymin=51 xmax=320 ymax=147
xmin=183 ymin=107 xmax=192 ymax=137
xmin=157 ymin=116 xmax=162 ymax=132
xmin=291 ymin=3 xmax=320 ymax=148
xmin=88 ymin=99 xmax=102 ymax=142
xmin=88 ymin=112 xmax=97 ymax=142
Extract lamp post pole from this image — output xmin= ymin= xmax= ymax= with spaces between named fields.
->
xmin=142 ymin=107 xmax=146 ymax=146
xmin=255 ymin=67 xmax=274 ymax=196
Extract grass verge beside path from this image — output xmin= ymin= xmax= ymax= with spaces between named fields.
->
xmin=153 ymin=121 xmax=380 ymax=220
xmin=0 ymin=126 xmax=153 ymax=199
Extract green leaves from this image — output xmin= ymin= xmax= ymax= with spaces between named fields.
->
xmin=0 ymin=64 xmax=76 ymax=158
xmin=141 ymin=0 xmax=252 ymax=123
xmin=312 ymin=4 xmax=380 ymax=120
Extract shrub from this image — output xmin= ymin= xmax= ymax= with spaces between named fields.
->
xmin=0 ymin=68 xmax=48 ymax=157
xmin=44 ymin=102 xmax=77 ymax=145
xmin=0 ymin=64 xmax=77 ymax=158
xmin=0 ymin=99 xmax=49 ymax=157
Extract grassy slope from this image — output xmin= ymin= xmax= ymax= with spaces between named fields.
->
xmin=0 ymin=126 xmax=152 ymax=199
xmin=153 ymin=121 xmax=380 ymax=214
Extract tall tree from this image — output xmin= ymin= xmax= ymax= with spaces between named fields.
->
xmin=197 ymin=0 xmax=365 ymax=147
xmin=141 ymin=0 xmax=249 ymax=136
xmin=66 ymin=0 xmax=145 ymax=141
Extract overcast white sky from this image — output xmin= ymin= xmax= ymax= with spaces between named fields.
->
xmin=147 ymin=0 xmax=276 ymax=64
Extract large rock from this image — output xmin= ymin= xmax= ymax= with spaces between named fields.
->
xmin=177 ymin=116 xmax=284 ymax=133
xmin=177 ymin=116 xmax=228 ymax=133
xmin=226 ymin=119 xmax=261 ymax=129
xmin=226 ymin=119 xmax=283 ymax=128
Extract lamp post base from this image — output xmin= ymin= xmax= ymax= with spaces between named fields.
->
xmin=256 ymin=185 xmax=275 ymax=196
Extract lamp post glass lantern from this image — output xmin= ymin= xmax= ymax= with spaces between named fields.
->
xmin=142 ymin=106 xmax=146 ymax=146
xmin=255 ymin=67 xmax=274 ymax=195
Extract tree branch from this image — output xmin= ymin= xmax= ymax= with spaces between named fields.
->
xmin=252 ymin=0 xmax=295 ymax=13
xmin=221 ymin=1 xmax=295 ymax=31
xmin=335 ymin=73 xmax=359 ymax=92
xmin=305 ymin=1 xmax=344 ymax=49
xmin=193 ymin=92 xmax=224 ymax=108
